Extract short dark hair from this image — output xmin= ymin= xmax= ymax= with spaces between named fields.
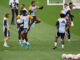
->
xmin=69 ymin=2 xmax=72 ymax=5
xmin=60 ymin=14 xmax=66 ymax=18
xmin=5 ymin=13 xmax=10 ymax=17
xmin=31 ymin=1 xmax=35 ymax=4
xmin=21 ymin=4 xmax=25 ymax=6
xmin=64 ymin=3 xmax=68 ymax=5
xmin=22 ymin=10 xmax=26 ymax=13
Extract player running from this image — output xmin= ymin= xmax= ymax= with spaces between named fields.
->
xmin=3 ymin=13 xmax=10 ymax=47
xmin=21 ymin=10 xmax=36 ymax=49
xmin=53 ymin=13 xmax=67 ymax=50
xmin=29 ymin=1 xmax=44 ymax=28
xmin=17 ymin=4 xmax=28 ymax=45
xmin=17 ymin=11 xmax=24 ymax=45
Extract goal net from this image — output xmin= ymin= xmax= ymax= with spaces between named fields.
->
xmin=47 ymin=0 xmax=80 ymax=9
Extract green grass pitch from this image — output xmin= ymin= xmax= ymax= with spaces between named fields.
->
xmin=0 ymin=0 xmax=80 ymax=60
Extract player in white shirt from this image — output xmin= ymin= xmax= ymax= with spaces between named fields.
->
xmin=60 ymin=3 xmax=74 ymax=43
xmin=3 ymin=13 xmax=10 ymax=47
xmin=21 ymin=10 xmax=36 ymax=49
xmin=53 ymin=14 xmax=67 ymax=50
xmin=29 ymin=1 xmax=44 ymax=28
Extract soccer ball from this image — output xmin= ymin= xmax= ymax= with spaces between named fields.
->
xmin=62 ymin=54 xmax=67 ymax=59
xmin=17 ymin=19 xmax=21 ymax=24
xmin=71 ymin=55 xmax=78 ymax=60
xmin=66 ymin=54 xmax=73 ymax=59
xmin=77 ymin=54 xmax=80 ymax=59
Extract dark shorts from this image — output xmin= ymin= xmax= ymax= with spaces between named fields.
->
xmin=33 ymin=16 xmax=37 ymax=21
xmin=4 ymin=29 xmax=10 ymax=37
xmin=19 ymin=27 xmax=24 ymax=32
xmin=17 ymin=24 xmax=20 ymax=28
xmin=56 ymin=32 xmax=65 ymax=39
xmin=23 ymin=28 xmax=27 ymax=33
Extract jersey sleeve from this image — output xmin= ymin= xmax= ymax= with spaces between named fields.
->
xmin=17 ymin=15 xmax=20 ymax=19
xmin=29 ymin=6 xmax=32 ymax=10
xmin=69 ymin=8 xmax=71 ymax=11
xmin=28 ymin=15 xmax=33 ymax=20
xmin=56 ymin=18 xmax=59 ymax=26
xmin=60 ymin=10 xmax=63 ymax=14
xmin=36 ymin=6 xmax=40 ymax=9
xmin=4 ymin=18 xmax=8 ymax=26
xmin=57 ymin=18 xmax=60 ymax=21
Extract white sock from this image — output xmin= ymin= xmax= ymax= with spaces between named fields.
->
xmin=62 ymin=44 xmax=64 ymax=49
xmin=71 ymin=21 xmax=74 ymax=26
xmin=54 ymin=42 xmax=57 ymax=47
xmin=23 ymin=39 xmax=26 ymax=43
xmin=4 ymin=42 xmax=7 ymax=46
xmin=19 ymin=40 xmax=21 ymax=44
xmin=19 ymin=39 xmax=21 ymax=41
xmin=68 ymin=39 xmax=70 ymax=41
xmin=26 ymin=42 xmax=29 ymax=45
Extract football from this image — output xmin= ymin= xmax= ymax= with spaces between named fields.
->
xmin=17 ymin=19 xmax=21 ymax=24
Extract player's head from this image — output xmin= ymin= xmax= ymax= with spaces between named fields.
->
xmin=31 ymin=1 xmax=36 ymax=6
xmin=69 ymin=2 xmax=73 ymax=9
xmin=20 ymin=4 xmax=25 ymax=9
xmin=22 ymin=10 xmax=26 ymax=16
xmin=5 ymin=13 xmax=10 ymax=18
xmin=60 ymin=13 xmax=66 ymax=18
xmin=64 ymin=3 xmax=68 ymax=8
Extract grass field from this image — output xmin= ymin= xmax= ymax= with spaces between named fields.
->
xmin=0 ymin=0 xmax=80 ymax=60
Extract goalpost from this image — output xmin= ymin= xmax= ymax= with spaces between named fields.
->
xmin=47 ymin=0 xmax=80 ymax=9
xmin=47 ymin=0 xmax=65 ymax=8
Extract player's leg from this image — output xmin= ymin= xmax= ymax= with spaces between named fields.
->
xmin=4 ymin=31 xmax=10 ymax=47
xmin=21 ymin=28 xmax=30 ymax=48
xmin=24 ymin=33 xmax=30 ymax=49
xmin=4 ymin=37 xmax=8 ymax=47
xmin=30 ymin=17 xmax=40 ymax=28
xmin=15 ymin=9 xmax=18 ymax=16
xmin=21 ymin=31 xmax=26 ymax=47
xmin=53 ymin=32 xmax=60 ymax=49
xmin=61 ymin=33 xmax=65 ymax=50
xmin=70 ymin=15 xmax=74 ymax=27
xmin=66 ymin=21 xmax=71 ymax=43
xmin=67 ymin=29 xmax=71 ymax=43
xmin=11 ymin=9 xmax=15 ymax=24
xmin=18 ymin=30 xmax=22 ymax=45
xmin=35 ymin=17 xmax=40 ymax=24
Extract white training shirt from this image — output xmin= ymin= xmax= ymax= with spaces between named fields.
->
xmin=58 ymin=18 xmax=67 ymax=33
xmin=30 ymin=6 xmax=37 ymax=16
xmin=22 ymin=16 xmax=29 ymax=28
